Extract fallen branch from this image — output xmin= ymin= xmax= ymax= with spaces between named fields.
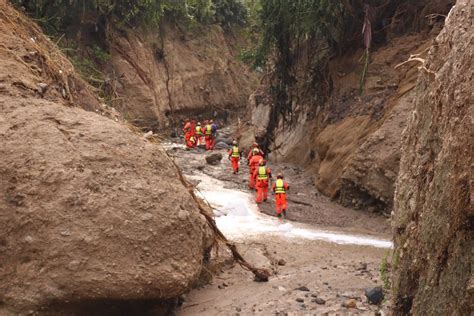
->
xmin=172 ymin=159 xmax=270 ymax=282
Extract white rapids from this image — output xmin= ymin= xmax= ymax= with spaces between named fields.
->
xmin=188 ymin=172 xmax=393 ymax=249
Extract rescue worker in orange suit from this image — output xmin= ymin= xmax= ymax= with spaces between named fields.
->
xmin=253 ymin=159 xmax=272 ymax=204
xmin=195 ymin=122 xmax=203 ymax=146
xmin=183 ymin=118 xmax=191 ymax=134
xmin=228 ymin=140 xmax=241 ymax=174
xmin=190 ymin=119 xmax=197 ymax=136
xmin=183 ymin=118 xmax=192 ymax=144
xmin=204 ymin=121 xmax=214 ymax=150
xmin=248 ymin=148 xmax=263 ymax=189
xmin=186 ymin=135 xmax=197 ymax=149
xmin=247 ymin=142 xmax=264 ymax=162
xmin=272 ymin=173 xmax=289 ymax=218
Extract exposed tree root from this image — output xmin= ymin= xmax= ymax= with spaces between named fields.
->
xmin=170 ymin=156 xmax=271 ymax=282
xmin=394 ymin=46 xmax=436 ymax=75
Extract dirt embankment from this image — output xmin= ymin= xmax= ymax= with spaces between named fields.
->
xmin=0 ymin=1 xmax=213 ymax=314
xmin=107 ymin=23 xmax=259 ymax=129
xmin=391 ymin=1 xmax=473 ymax=314
xmin=241 ymin=1 xmax=454 ymax=214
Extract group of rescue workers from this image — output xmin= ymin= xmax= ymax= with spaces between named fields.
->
xmin=182 ymin=118 xmax=289 ymax=219
xmin=182 ymin=118 xmax=218 ymax=150
xmin=227 ymin=141 xmax=289 ymax=219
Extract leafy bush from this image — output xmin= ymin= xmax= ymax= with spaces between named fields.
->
xmin=11 ymin=0 xmax=249 ymax=32
xmin=380 ymin=252 xmax=392 ymax=290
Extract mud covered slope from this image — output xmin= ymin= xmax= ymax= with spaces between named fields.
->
xmin=0 ymin=1 xmax=212 ymax=313
xmin=392 ymin=0 xmax=473 ymax=314
xmin=108 ymin=23 xmax=258 ymax=129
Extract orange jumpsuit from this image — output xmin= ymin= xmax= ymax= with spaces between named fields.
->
xmin=247 ymin=147 xmax=264 ymax=162
xmin=195 ymin=126 xmax=203 ymax=145
xmin=253 ymin=165 xmax=272 ymax=203
xmin=204 ymin=124 xmax=213 ymax=150
xmin=248 ymin=154 xmax=263 ymax=189
xmin=272 ymin=179 xmax=289 ymax=216
xmin=186 ymin=135 xmax=197 ymax=148
xmin=183 ymin=121 xmax=192 ymax=143
xmin=228 ymin=145 xmax=241 ymax=173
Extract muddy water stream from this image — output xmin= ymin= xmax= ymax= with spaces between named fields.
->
xmin=187 ymin=171 xmax=392 ymax=249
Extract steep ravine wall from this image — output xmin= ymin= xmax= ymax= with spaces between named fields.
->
xmin=241 ymin=2 xmax=454 ymax=214
xmin=108 ymin=23 xmax=259 ymax=129
xmin=391 ymin=0 xmax=473 ymax=314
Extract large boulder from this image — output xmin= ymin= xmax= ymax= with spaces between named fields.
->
xmin=0 ymin=3 xmax=214 ymax=313
xmin=0 ymin=97 xmax=213 ymax=311
xmin=392 ymin=1 xmax=473 ymax=314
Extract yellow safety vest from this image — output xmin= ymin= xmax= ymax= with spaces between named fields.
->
xmin=257 ymin=166 xmax=268 ymax=180
xmin=275 ymin=179 xmax=286 ymax=194
xmin=231 ymin=146 xmax=240 ymax=158
xmin=195 ymin=126 xmax=202 ymax=135
xmin=205 ymin=125 xmax=212 ymax=135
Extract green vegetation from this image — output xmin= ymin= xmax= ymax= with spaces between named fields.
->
xmin=11 ymin=0 xmax=249 ymax=33
xmin=10 ymin=0 xmax=249 ymax=96
xmin=380 ymin=252 xmax=392 ymax=290
xmin=249 ymin=0 xmax=348 ymax=69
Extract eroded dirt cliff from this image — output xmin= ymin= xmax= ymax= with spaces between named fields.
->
xmin=108 ymin=23 xmax=258 ymax=129
xmin=391 ymin=0 xmax=473 ymax=314
xmin=0 ymin=1 xmax=213 ymax=313
xmin=241 ymin=1 xmax=454 ymax=214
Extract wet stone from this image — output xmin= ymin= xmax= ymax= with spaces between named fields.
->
xmin=365 ymin=286 xmax=384 ymax=305
xmin=205 ymin=152 xmax=223 ymax=165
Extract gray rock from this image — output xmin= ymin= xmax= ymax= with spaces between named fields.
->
xmin=205 ymin=152 xmax=223 ymax=165
xmin=215 ymin=137 xmax=232 ymax=145
xmin=214 ymin=141 xmax=229 ymax=149
xmin=365 ymin=286 xmax=384 ymax=305
xmin=37 ymin=82 xmax=48 ymax=94
xmin=312 ymin=297 xmax=326 ymax=305
xmin=295 ymin=286 xmax=310 ymax=292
